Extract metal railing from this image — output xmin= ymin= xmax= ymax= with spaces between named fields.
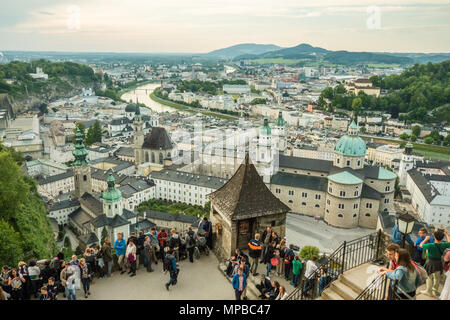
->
xmin=286 ymin=230 xmax=382 ymax=300
xmin=356 ymin=274 xmax=414 ymax=300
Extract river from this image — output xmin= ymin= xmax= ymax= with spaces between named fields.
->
xmin=121 ymin=83 xmax=180 ymax=114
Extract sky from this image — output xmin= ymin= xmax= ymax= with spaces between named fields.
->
xmin=0 ymin=0 xmax=449 ymax=53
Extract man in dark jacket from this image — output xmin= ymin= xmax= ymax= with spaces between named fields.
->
xmin=127 ymin=232 xmax=138 ymax=247
xmin=102 ymin=238 xmax=113 ymax=277
xmin=248 ymin=233 xmax=262 ymax=276
xmin=137 ymin=231 xmax=146 ymax=269
xmin=256 ymin=274 xmax=272 ymax=298
xmin=185 ymin=227 xmax=196 ymax=263
xmin=202 ymin=217 xmax=212 ymax=249
xmin=260 ymin=227 xmax=272 ymax=264
xmin=168 ymin=229 xmax=181 ymax=261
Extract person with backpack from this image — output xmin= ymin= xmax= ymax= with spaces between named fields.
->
xmin=164 ymin=247 xmax=179 ymax=291
xmin=380 ymin=248 xmax=421 ymax=299
xmin=185 ymin=227 xmax=196 ymax=263
xmin=284 ymin=244 xmax=295 ymax=281
xmin=420 ymin=229 xmax=450 ymax=297
xmin=440 ymin=246 xmax=450 ymax=300
xmin=248 ymin=233 xmax=262 ymax=276
xmin=168 ymin=229 xmax=181 ymax=262
xmin=413 ymin=228 xmax=434 ymax=266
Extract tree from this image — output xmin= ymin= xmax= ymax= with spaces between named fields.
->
xmin=101 ymin=227 xmax=108 ymax=244
xmin=73 ymin=122 xmax=86 ymax=141
xmin=299 ymin=246 xmax=320 ymax=260
xmin=412 ymin=125 xmax=421 ymax=137
xmin=444 ymin=135 xmax=450 ymax=147
xmin=0 ymin=219 xmax=24 ymax=267
xmin=85 ymin=120 xmax=102 ymax=146
xmin=360 ymin=126 xmax=367 ymax=134
xmin=399 ymin=133 xmax=410 ymax=140
xmin=410 ymin=134 xmax=417 ymax=142
xmin=351 ymin=97 xmax=362 ymax=116
xmin=424 ymin=136 xmax=434 ymax=144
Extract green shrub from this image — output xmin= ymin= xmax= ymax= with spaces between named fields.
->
xmin=299 ymin=246 xmax=320 ymax=260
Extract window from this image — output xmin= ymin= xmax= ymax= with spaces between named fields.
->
xmin=275 ymin=188 xmax=281 ymax=194
xmin=357 ymin=160 xmax=361 ymax=166
xmin=384 ymin=198 xmax=389 ymax=204
xmin=353 ymin=214 xmax=357 ymax=218
xmin=385 ymin=186 xmax=390 ymax=192
xmin=353 ymin=203 xmax=358 ymax=209
xmin=329 ymin=187 xmax=333 ymax=193
xmin=302 ymin=202 xmax=306 ymax=206
xmin=366 ymin=203 xmax=372 ymax=209
xmin=315 ymin=194 xmax=321 ymax=200
xmin=83 ymin=175 xmax=87 ymax=181
xmin=327 ymin=199 xmax=330 ymax=205
xmin=337 ymin=158 xmax=340 ymax=164
xmin=338 ymin=214 xmax=344 ymax=218
xmin=365 ymin=213 xmax=371 ymax=217
xmin=338 ymin=204 xmax=344 ymax=209
xmin=339 ymin=191 xmax=346 ymax=197
xmin=315 ymin=204 xmax=320 ymax=208
xmin=115 ymin=204 xmax=118 ymax=209
xmin=346 ymin=160 xmax=350 ymax=166
xmin=302 ymin=192 xmax=308 ymax=198
xmin=288 ymin=190 xmax=294 ymax=196
xmin=354 ymin=191 xmax=359 ymax=196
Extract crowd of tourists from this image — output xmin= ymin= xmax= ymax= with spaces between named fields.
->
xmin=1 ymin=218 xmax=213 ymax=300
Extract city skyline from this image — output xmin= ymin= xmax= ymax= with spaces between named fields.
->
xmin=1 ymin=0 xmax=450 ymax=53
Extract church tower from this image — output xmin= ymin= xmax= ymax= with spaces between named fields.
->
xmin=102 ymin=172 xmax=123 ymax=218
xmin=273 ymin=109 xmax=286 ymax=153
xmin=256 ymin=117 xmax=274 ymax=183
xmin=133 ymin=103 xmax=144 ymax=166
xmin=72 ymin=128 xmax=92 ymax=198
xmin=399 ymin=143 xmax=414 ymax=186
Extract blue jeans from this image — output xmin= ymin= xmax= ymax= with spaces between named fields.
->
xmin=292 ymin=274 xmax=299 ymax=287
xmin=106 ymin=261 xmax=113 ymax=276
xmin=266 ymin=263 xmax=272 ymax=277
xmin=65 ymin=287 xmax=76 ymax=300
xmin=166 ymin=271 xmax=177 ymax=287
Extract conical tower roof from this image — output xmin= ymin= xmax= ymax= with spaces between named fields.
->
xmin=275 ymin=109 xmax=285 ymax=127
xmin=208 ymin=154 xmax=290 ymax=221
xmin=102 ymin=172 xmax=122 ymax=203
xmin=72 ymin=128 xmax=90 ymax=167
xmin=260 ymin=117 xmax=271 ymax=136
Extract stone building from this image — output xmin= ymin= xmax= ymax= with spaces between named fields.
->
xmin=208 ymin=154 xmax=290 ymax=260
xmin=72 ymin=128 xmax=93 ymax=198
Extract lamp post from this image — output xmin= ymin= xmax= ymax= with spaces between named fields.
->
xmin=396 ymin=212 xmax=415 ymax=248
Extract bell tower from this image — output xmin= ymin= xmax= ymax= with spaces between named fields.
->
xmin=399 ymin=143 xmax=414 ymax=186
xmin=72 ymin=128 xmax=92 ymax=198
xmin=133 ymin=102 xmax=144 ymax=166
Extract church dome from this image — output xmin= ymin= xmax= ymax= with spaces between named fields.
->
xmin=334 ymin=135 xmax=366 ymax=157
xmin=125 ymin=103 xmax=137 ymax=112
xmin=102 ymin=173 xmax=122 ymax=203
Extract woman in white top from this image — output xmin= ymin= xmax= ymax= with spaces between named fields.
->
xmin=276 ymin=285 xmax=289 ymax=300
xmin=126 ymin=240 xmax=137 ymax=277
xmin=27 ymin=260 xmax=41 ymax=298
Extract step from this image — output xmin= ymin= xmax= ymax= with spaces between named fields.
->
xmin=321 ymin=288 xmax=344 ymax=300
xmin=330 ymin=280 xmax=360 ymax=300
xmin=339 ymin=274 xmax=365 ymax=294
xmin=217 ymin=262 xmax=259 ymax=300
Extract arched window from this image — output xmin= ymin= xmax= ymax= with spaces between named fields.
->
xmin=315 ymin=204 xmax=320 ymax=208
xmin=167 ymin=152 xmax=171 ymax=159
xmin=365 ymin=213 xmax=371 ymax=217
xmin=151 ymin=152 xmax=155 ymax=163
xmin=353 ymin=213 xmax=357 ymax=218
xmin=83 ymin=175 xmax=87 ymax=181
xmin=145 ymin=152 xmax=149 ymax=162
xmin=302 ymin=202 xmax=306 ymax=206
xmin=338 ymin=214 xmax=344 ymax=218
xmin=159 ymin=153 xmax=163 ymax=164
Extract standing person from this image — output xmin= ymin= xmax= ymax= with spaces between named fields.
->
xmin=158 ymin=228 xmax=169 ymax=260
xmin=202 ymin=217 xmax=213 ymax=249
xmin=413 ymin=228 xmax=434 ymax=265
xmin=18 ymin=261 xmax=31 ymax=300
xmin=248 ymin=233 xmax=262 ymax=276
xmin=185 ymin=227 xmax=196 ymax=263
xmin=79 ymin=258 xmax=91 ymax=298
xmin=149 ymin=228 xmax=159 ymax=264
xmin=276 ymin=285 xmax=289 ymax=300
xmin=56 ymin=260 xmax=65 ymax=295
xmin=291 ymin=256 xmax=303 ymax=287
xmin=137 ymin=231 xmax=146 ymax=270
xmin=232 ymin=267 xmax=247 ymax=300
xmin=381 ymin=248 xmax=421 ymax=299
xmin=303 ymin=256 xmax=318 ymax=297
xmin=318 ymin=267 xmax=331 ymax=296
xmin=60 ymin=262 xmax=69 ymax=298
xmin=168 ymin=229 xmax=181 ymax=262
xmin=144 ymin=236 xmax=154 ymax=272
xmin=83 ymin=248 xmax=96 ymax=281
xmin=95 ymin=243 xmax=105 ymax=278
xmin=260 ymin=227 xmax=272 ymax=264
xmin=239 ymin=260 xmax=250 ymax=300
xmin=440 ymin=248 xmax=450 ymax=300
xmin=114 ymin=233 xmax=126 ymax=274
xmin=8 ymin=269 xmax=25 ymax=300
xmin=126 ymin=239 xmax=137 ymax=277
xmin=164 ymin=247 xmax=178 ymax=291
xmin=65 ymin=266 xmax=77 ymax=300
xmin=69 ymin=255 xmax=81 ymax=291
xmin=274 ymin=246 xmax=283 ymax=277
xmin=420 ymin=229 xmax=450 ymax=297
xmin=284 ymin=244 xmax=295 ymax=281
xmin=102 ymin=238 xmax=113 ymax=277
xmin=28 ymin=260 xmax=41 ymax=298
xmin=271 ymin=232 xmax=280 ymax=246
xmin=265 ymin=241 xmax=276 ymax=277
xmin=1 ymin=266 xmax=10 ymax=295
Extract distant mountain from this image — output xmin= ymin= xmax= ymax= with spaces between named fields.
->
xmin=206 ymin=43 xmax=282 ymax=58
xmin=232 ymin=43 xmax=415 ymax=65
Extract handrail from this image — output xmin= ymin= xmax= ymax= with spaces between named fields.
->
xmin=286 ymin=230 xmax=382 ymax=300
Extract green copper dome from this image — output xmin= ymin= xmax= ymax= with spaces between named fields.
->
xmin=102 ymin=172 xmax=122 ymax=203
xmin=72 ymin=128 xmax=90 ymax=167
xmin=334 ymin=120 xmax=366 ymax=157
xmin=260 ymin=117 xmax=271 ymax=136
xmin=275 ymin=110 xmax=285 ymax=127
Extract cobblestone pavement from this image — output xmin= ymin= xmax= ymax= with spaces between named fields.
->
xmin=57 ymin=254 xmax=234 ymax=300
